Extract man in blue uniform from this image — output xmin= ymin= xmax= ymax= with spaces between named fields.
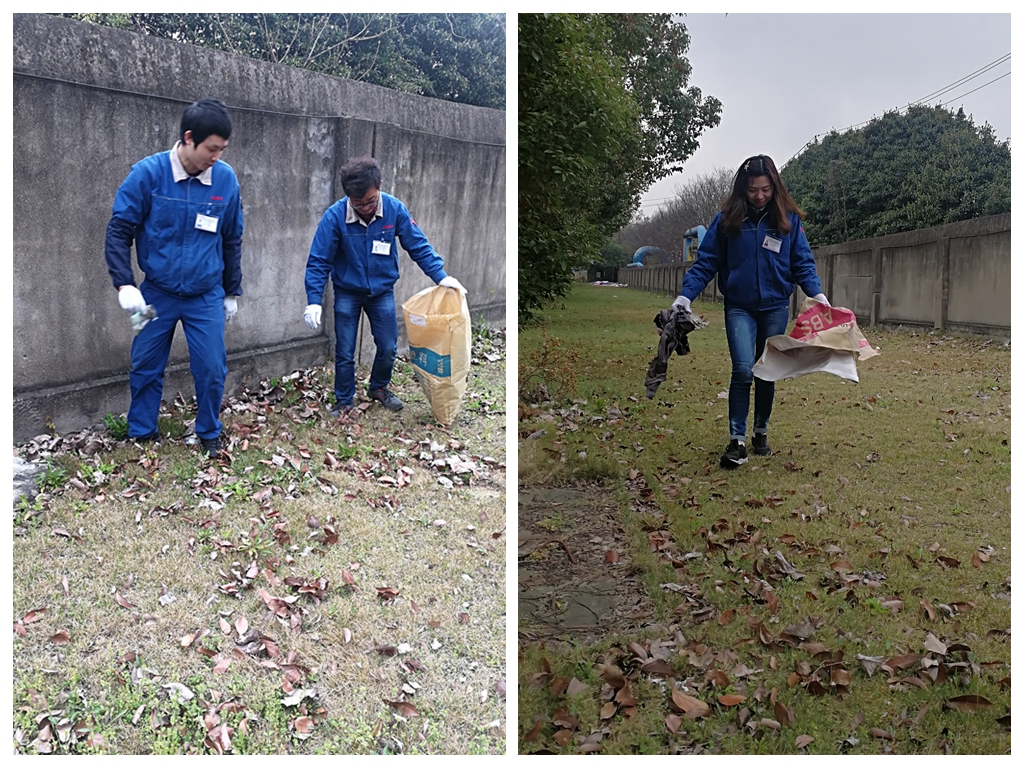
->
xmin=302 ymin=156 xmax=465 ymax=416
xmin=105 ymin=98 xmax=244 ymax=458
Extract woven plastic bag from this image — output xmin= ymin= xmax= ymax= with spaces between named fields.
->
xmin=752 ymin=297 xmax=880 ymax=382
xmin=401 ymin=285 xmax=472 ymax=424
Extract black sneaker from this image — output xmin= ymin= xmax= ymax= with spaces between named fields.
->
xmin=752 ymin=434 xmax=772 ymax=456
xmin=328 ymin=403 xmax=354 ymax=418
xmin=720 ymin=439 xmax=748 ymax=468
xmin=133 ymin=432 xmax=160 ymax=445
xmin=368 ymin=387 xmax=403 ymax=411
xmin=200 ymin=436 xmax=221 ymax=458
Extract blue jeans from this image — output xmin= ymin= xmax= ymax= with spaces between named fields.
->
xmin=128 ymin=282 xmax=226 ymax=440
xmin=333 ymin=289 xmax=398 ymax=406
xmin=724 ymin=305 xmax=790 ymax=441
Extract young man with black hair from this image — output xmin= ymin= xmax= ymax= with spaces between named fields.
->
xmin=105 ymin=97 xmax=245 ymax=458
xmin=302 ymin=156 xmax=466 ymax=415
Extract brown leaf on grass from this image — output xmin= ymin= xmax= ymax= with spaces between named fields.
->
xmin=665 ymin=713 xmax=682 ymax=733
xmin=180 ymin=632 xmax=199 ymax=647
xmin=924 ymin=633 xmax=947 ymax=655
xmin=235 ymin=615 xmax=249 ymax=637
xmin=831 ymin=668 xmax=852 ymax=686
xmin=884 ymin=653 xmax=923 ymax=672
xmin=549 ymin=677 xmax=568 ymax=697
xmin=795 ymin=734 xmax=814 ymax=749
xmin=946 ymin=694 xmax=993 ymax=713
xmin=857 ymin=654 xmax=885 ymax=677
xmin=553 ymin=729 xmax=574 ymax=747
xmin=641 ymin=658 xmax=676 ymax=677
xmin=868 ymin=727 xmax=893 ymax=740
xmin=936 ymin=556 xmax=960 ymax=569
xmin=920 ymin=599 xmax=937 ymax=621
xmin=603 ymin=664 xmax=626 ymax=689
xmin=13 ymin=622 xmax=27 ymax=637
xmin=718 ymin=609 xmax=734 ymax=626
xmin=61 ymin=575 xmax=70 ymax=597
xmin=718 ymin=694 xmax=746 ymax=707
xmin=382 ymin=698 xmax=419 ymax=717
xmin=705 ymin=668 xmax=729 ymax=687
xmin=566 ymin=677 xmax=589 ymax=697
xmin=114 ymin=591 xmax=135 ymax=609
xmin=372 ymin=585 xmax=395 ymax=606
xmin=524 ymin=717 xmax=544 ymax=742
xmin=552 ymin=707 xmax=579 ymax=729
xmin=22 ymin=608 xmax=46 ymax=624
xmin=774 ymin=700 xmax=795 ymax=727
xmin=830 ymin=560 xmax=854 ymax=573
xmin=760 ymin=718 xmax=782 ymax=731
xmin=605 ymin=550 xmax=620 ymax=563
xmin=671 ymin=689 xmax=709 ymax=719
xmin=293 ymin=716 xmax=315 ymax=734
xmin=615 ymin=681 xmax=639 ymax=707
xmin=49 ymin=630 xmax=71 ymax=644
xmin=599 ymin=702 xmax=617 ymax=720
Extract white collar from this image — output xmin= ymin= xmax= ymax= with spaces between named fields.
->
xmin=170 ymin=141 xmax=213 ymax=185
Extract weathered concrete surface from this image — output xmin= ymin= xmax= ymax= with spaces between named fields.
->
xmin=12 ymin=13 xmax=505 ymax=442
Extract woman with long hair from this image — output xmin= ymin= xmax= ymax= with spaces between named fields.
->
xmin=672 ymin=154 xmax=828 ymax=468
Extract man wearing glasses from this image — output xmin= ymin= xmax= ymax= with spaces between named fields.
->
xmin=302 ymin=156 xmax=466 ymax=416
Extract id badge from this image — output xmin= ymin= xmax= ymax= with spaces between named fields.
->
xmin=372 ymin=239 xmax=391 ymax=256
xmin=762 ymin=234 xmax=782 ymax=253
xmin=195 ymin=213 xmax=219 ymax=233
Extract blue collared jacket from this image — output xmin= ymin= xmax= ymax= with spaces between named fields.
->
xmin=304 ymin=193 xmax=447 ymax=301
xmin=680 ymin=210 xmax=821 ymax=310
xmin=104 ymin=151 xmax=244 ymax=297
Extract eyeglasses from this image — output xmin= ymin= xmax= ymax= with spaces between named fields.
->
xmin=350 ymin=195 xmax=379 ymax=212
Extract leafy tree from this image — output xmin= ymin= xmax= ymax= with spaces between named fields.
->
xmin=58 ymin=13 xmax=505 ymax=109
xmin=519 ymin=13 xmax=721 ymax=322
xmin=781 ymin=105 xmax=1010 ymax=246
xmin=596 ymin=240 xmax=631 ymax=269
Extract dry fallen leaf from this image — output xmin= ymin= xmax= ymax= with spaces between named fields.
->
xmin=795 ymin=734 xmax=814 ymax=749
xmin=946 ymin=694 xmax=993 ymax=713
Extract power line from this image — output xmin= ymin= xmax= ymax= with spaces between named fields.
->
xmin=782 ymin=52 xmax=1010 ymax=168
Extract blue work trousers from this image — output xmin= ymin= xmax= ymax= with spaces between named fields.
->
xmin=724 ymin=305 xmax=790 ymax=441
xmin=333 ymin=289 xmax=398 ymax=406
xmin=128 ymin=283 xmax=226 ymax=440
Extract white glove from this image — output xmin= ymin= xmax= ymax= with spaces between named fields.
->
xmin=303 ymin=304 xmax=322 ymax=330
xmin=812 ymin=293 xmax=830 ymax=306
xmin=671 ymin=295 xmax=691 ymax=313
xmin=224 ymin=296 xmax=238 ymax=322
xmin=118 ymin=285 xmax=147 ymax=313
xmin=438 ymin=276 xmax=467 ymax=295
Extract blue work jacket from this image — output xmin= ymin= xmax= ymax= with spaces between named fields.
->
xmin=104 ymin=151 xmax=244 ymax=297
xmin=304 ymin=193 xmax=447 ymax=301
xmin=680 ymin=210 xmax=822 ymax=310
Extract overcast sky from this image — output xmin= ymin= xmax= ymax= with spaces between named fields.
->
xmin=638 ymin=13 xmax=1012 ymax=219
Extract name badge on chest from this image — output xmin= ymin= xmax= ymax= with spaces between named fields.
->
xmin=372 ymin=239 xmax=391 ymax=256
xmin=195 ymin=213 xmax=219 ymax=233
xmin=762 ymin=234 xmax=782 ymax=253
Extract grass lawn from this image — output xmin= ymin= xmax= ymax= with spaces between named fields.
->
xmin=518 ymin=284 xmax=1010 ymax=755
xmin=13 ymin=327 xmax=506 ymax=755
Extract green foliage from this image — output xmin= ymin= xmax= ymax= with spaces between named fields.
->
xmin=102 ymin=413 xmax=129 ymax=440
xmin=781 ymin=105 xmax=1011 ymax=246
xmin=596 ymin=239 xmax=631 ymax=268
xmin=59 ymin=13 xmax=505 ymax=110
xmin=518 ymin=13 xmax=721 ymax=323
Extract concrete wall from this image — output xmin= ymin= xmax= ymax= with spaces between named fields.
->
xmin=12 ymin=14 xmax=505 ymax=442
xmin=617 ymin=213 xmax=1010 ymax=336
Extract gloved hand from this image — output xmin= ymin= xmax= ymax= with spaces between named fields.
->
xmin=812 ymin=293 xmax=830 ymax=306
xmin=224 ymin=296 xmax=238 ymax=322
xmin=438 ymin=276 xmax=467 ymax=295
xmin=671 ymin=295 xmax=691 ymax=313
xmin=118 ymin=285 xmax=147 ymax=313
xmin=303 ymin=304 xmax=322 ymax=330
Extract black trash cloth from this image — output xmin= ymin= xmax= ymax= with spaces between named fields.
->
xmin=644 ymin=307 xmax=708 ymax=399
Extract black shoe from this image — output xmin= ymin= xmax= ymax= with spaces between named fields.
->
xmin=368 ymin=387 xmax=403 ymax=411
xmin=720 ymin=439 xmax=748 ymax=468
xmin=133 ymin=432 xmax=160 ymax=445
xmin=752 ymin=434 xmax=772 ymax=456
xmin=328 ymin=403 xmax=354 ymax=418
xmin=200 ymin=436 xmax=221 ymax=458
